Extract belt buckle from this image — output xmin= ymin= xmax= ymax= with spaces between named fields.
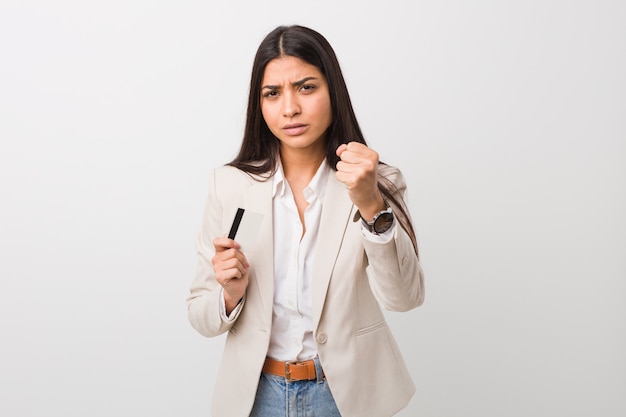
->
xmin=284 ymin=361 xmax=296 ymax=381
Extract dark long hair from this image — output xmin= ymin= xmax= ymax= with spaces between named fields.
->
xmin=228 ymin=25 xmax=418 ymax=256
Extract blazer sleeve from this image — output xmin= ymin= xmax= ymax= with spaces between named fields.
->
xmin=362 ymin=165 xmax=425 ymax=312
xmin=187 ymin=167 xmax=242 ymax=337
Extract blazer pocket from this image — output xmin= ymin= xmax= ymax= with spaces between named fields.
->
xmin=355 ymin=320 xmax=387 ymax=336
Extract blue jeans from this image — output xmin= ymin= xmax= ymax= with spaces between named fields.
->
xmin=249 ymin=357 xmax=342 ymax=417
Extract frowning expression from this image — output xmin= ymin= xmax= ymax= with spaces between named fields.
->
xmin=261 ymin=56 xmax=332 ymax=154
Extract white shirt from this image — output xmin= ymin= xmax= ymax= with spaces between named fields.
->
xmin=267 ymin=160 xmax=329 ymax=361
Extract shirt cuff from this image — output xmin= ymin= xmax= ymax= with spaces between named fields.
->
xmin=360 ymin=220 xmax=396 ymax=243
xmin=219 ymin=287 xmax=244 ymax=322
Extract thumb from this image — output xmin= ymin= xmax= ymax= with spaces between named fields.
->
xmin=336 ymin=143 xmax=347 ymax=157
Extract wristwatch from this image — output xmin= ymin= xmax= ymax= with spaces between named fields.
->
xmin=362 ymin=206 xmax=394 ymax=235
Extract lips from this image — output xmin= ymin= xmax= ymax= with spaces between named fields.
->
xmin=282 ymin=123 xmax=308 ymax=136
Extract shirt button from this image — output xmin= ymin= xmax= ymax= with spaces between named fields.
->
xmin=316 ymin=332 xmax=328 ymax=344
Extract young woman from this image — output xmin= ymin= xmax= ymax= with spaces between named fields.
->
xmin=187 ymin=25 xmax=425 ymax=417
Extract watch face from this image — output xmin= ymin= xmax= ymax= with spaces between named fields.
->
xmin=374 ymin=212 xmax=394 ymax=233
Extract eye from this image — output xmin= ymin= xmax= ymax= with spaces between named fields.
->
xmin=299 ymin=84 xmax=316 ymax=93
xmin=262 ymin=89 xmax=279 ymax=98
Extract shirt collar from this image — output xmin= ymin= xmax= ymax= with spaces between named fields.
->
xmin=272 ymin=159 xmax=330 ymax=202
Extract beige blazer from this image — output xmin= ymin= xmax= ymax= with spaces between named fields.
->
xmin=187 ymin=163 xmax=425 ymax=417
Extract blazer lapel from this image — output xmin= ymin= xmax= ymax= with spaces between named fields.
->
xmin=311 ymin=174 xmax=355 ymax=328
xmin=244 ymin=177 xmax=274 ymax=318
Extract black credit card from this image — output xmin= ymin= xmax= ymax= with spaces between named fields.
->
xmin=228 ymin=208 xmax=245 ymax=239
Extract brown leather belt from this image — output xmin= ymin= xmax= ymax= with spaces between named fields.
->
xmin=262 ymin=357 xmax=322 ymax=381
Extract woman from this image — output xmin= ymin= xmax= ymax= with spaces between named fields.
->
xmin=187 ymin=25 xmax=425 ymax=417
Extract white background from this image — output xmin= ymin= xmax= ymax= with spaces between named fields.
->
xmin=1 ymin=1 xmax=624 ymax=416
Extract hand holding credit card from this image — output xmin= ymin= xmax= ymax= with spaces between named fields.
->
xmin=227 ymin=208 xmax=263 ymax=250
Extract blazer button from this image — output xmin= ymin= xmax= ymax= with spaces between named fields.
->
xmin=316 ymin=332 xmax=328 ymax=344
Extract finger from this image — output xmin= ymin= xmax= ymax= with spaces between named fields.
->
xmin=341 ymin=154 xmax=378 ymax=175
xmin=346 ymin=141 xmax=370 ymax=154
xmin=215 ymin=259 xmax=248 ymax=282
xmin=216 ymin=266 xmax=245 ymax=284
xmin=337 ymin=149 xmax=364 ymax=166
xmin=213 ymin=236 xmax=240 ymax=252
xmin=338 ymin=146 xmax=374 ymax=164
xmin=335 ymin=170 xmax=355 ymax=189
xmin=214 ymin=248 xmax=249 ymax=268
xmin=335 ymin=160 xmax=355 ymax=174
xmin=346 ymin=142 xmax=379 ymax=163
xmin=336 ymin=143 xmax=347 ymax=157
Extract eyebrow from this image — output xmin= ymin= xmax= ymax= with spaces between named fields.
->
xmin=262 ymin=76 xmax=318 ymax=90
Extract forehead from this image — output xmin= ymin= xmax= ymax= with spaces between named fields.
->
xmin=262 ymin=56 xmax=324 ymax=84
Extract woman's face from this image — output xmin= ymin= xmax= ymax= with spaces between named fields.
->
xmin=260 ymin=56 xmax=332 ymax=156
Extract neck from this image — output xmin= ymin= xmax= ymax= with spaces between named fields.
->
xmin=280 ymin=150 xmax=325 ymax=187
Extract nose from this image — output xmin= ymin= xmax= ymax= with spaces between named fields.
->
xmin=282 ymin=91 xmax=301 ymax=117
